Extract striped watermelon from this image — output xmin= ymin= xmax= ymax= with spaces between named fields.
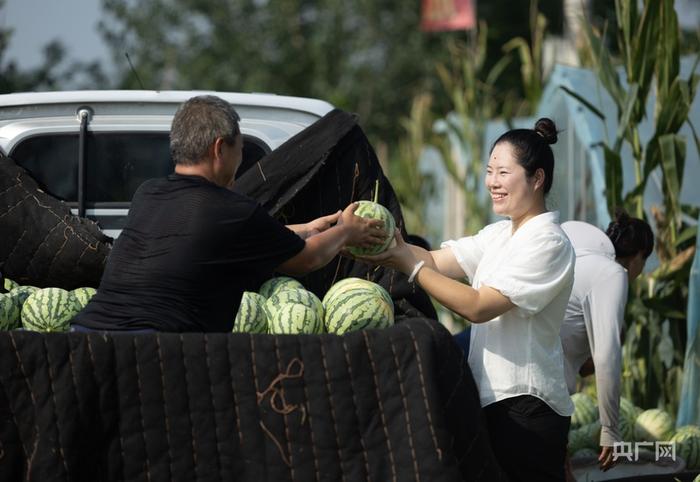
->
xmin=72 ymin=287 xmax=97 ymax=309
xmin=3 ymin=278 xmax=19 ymax=292
xmin=619 ymin=410 xmax=636 ymax=441
xmin=324 ymin=287 xmax=394 ymax=334
xmin=635 ymin=409 xmax=675 ymax=442
xmin=21 ymin=288 xmax=80 ymax=332
xmin=568 ymin=426 xmax=590 ymax=454
xmin=571 ymin=448 xmax=599 ymax=460
xmin=259 ymin=276 xmax=304 ymax=299
xmin=322 ymin=277 xmax=393 ymax=309
xmin=677 ymin=425 xmax=700 ymax=437
xmin=268 ymin=303 xmax=323 ymax=335
xmin=571 ymin=393 xmax=599 ymax=428
xmin=266 ymin=288 xmax=324 ymax=322
xmin=347 ymin=200 xmax=396 ymax=256
xmin=582 ymin=420 xmax=602 ymax=448
xmin=9 ymin=285 xmax=39 ymax=306
xmin=233 ymin=292 xmax=268 ymax=334
xmin=0 ymin=294 xmax=21 ymax=330
xmin=671 ymin=428 xmax=700 ymax=469
xmin=619 ymin=396 xmax=640 ymax=441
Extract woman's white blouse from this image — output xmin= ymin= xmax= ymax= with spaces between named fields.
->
xmin=441 ymin=211 xmax=575 ymax=416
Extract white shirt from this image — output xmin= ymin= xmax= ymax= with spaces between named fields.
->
xmin=561 ymin=221 xmax=628 ymax=446
xmin=442 ymin=211 xmax=575 ymax=416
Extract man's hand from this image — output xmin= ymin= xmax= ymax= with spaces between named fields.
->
xmin=341 ymin=202 xmax=387 ymax=248
xmin=286 ymin=211 xmax=342 ymax=240
xmin=306 ymin=211 xmax=341 ymax=238
xmin=599 ymin=445 xmax=616 ymax=471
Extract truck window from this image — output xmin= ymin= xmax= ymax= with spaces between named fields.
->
xmin=11 ymin=132 xmax=268 ymax=204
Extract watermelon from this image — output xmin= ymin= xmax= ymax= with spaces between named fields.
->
xmin=324 ymin=287 xmax=394 ymax=335
xmin=635 ymin=409 xmax=675 ymax=442
xmin=268 ymin=303 xmax=323 ymax=335
xmin=259 ymin=276 xmax=304 ymax=299
xmin=21 ymin=288 xmax=80 ymax=332
xmin=3 ymin=278 xmax=19 ymax=292
xmin=671 ymin=428 xmax=700 ymax=469
xmin=0 ymin=294 xmax=21 ymax=330
xmin=619 ymin=411 xmax=636 ymax=441
xmin=233 ymin=292 xmax=268 ymax=334
xmin=571 ymin=448 xmax=599 ymax=460
xmin=9 ymin=285 xmax=39 ymax=306
xmin=265 ymin=288 xmax=324 ymax=322
xmin=571 ymin=393 xmax=599 ymax=428
xmin=346 ymin=200 xmax=396 ymax=256
xmin=568 ymin=427 xmax=590 ymax=454
xmin=72 ymin=287 xmax=97 ymax=309
xmin=582 ymin=420 xmax=602 ymax=448
xmin=322 ymin=277 xmax=393 ymax=308
xmin=677 ymin=425 xmax=700 ymax=437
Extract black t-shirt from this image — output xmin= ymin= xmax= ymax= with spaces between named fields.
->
xmin=72 ymin=174 xmax=305 ymax=332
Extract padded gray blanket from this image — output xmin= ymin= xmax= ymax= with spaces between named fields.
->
xmin=0 ymin=318 xmax=506 ymax=481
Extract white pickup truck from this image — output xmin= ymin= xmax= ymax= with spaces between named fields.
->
xmin=0 ymin=90 xmax=334 ymax=238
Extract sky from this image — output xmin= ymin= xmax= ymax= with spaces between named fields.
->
xmin=2 ymin=0 xmax=699 ymax=76
xmin=1 ymin=0 xmax=111 ymax=70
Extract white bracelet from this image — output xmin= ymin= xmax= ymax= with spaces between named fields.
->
xmin=408 ymin=260 xmax=425 ymax=283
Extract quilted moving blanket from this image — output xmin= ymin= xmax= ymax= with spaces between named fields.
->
xmin=0 ymin=318 xmax=506 ymax=481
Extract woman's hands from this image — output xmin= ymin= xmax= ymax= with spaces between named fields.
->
xmin=355 ymin=229 xmax=418 ymax=275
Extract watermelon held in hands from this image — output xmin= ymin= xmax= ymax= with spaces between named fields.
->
xmin=233 ymin=291 xmax=268 ymax=334
xmin=21 ymin=288 xmax=80 ymax=333
xmin=347 ymin=181 xmax=397 ymax=256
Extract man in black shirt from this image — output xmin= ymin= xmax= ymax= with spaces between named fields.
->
xmin=71 ymin=95 xmax=384 ymax=333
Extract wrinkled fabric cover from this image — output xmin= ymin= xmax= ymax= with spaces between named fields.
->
xmin=234 ymin=109 xmax=437 ymax=320
xmin=0 ymin=155 xmax=112 ymax=289
xmin=0 ymin=319 xmax=506 ymax=481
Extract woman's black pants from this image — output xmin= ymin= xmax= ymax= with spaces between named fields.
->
xmin=483 ymin=395 xmax=570 ymax=482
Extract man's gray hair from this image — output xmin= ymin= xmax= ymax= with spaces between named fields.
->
xmin=170 ymin=95 xmax=241 ymax=165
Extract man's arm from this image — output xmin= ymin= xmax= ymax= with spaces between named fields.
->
xmin=277 ymin=203 xmax=384 ymax=276
xmin=286 ymin=211 xmax=342 ymax=240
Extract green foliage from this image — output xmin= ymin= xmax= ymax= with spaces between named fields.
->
xmin=574 ymin=0 xmax=699 ymax=416
xmin=99 ymin=0 xmax=459 ymax=147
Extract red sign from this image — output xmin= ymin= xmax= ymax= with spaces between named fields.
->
xmin=421 ymin=0 xmax=476 ymax=32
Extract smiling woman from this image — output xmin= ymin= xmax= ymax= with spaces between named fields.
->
xmin=358 ymin=117 xmax=576 ymax=482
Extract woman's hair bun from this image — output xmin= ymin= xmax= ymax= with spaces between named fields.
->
xmin=534 ymin=117 xmax=558 ymax=145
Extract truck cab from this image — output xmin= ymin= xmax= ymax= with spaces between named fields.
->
xmin=0 ymin=90 xmax=334 ymax=238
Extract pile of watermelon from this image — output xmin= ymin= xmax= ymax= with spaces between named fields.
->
xmin=233 ymin=276 xmax=395 ymax=336
xmin=568 ymin=391 xmax=700 ymax=470
xmin=0 ymin=278 xmax=95 ymax=333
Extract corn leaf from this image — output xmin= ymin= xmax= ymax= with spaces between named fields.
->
xmin=581 ymin=18 xmax=624 ymax=109
xmin=558 ymin=85 xmax=605 ymax=121
xmin=600 ymin=143 xmax=623 ymax=216
xmin=614 ymin=83 xmax=639 ymax=152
